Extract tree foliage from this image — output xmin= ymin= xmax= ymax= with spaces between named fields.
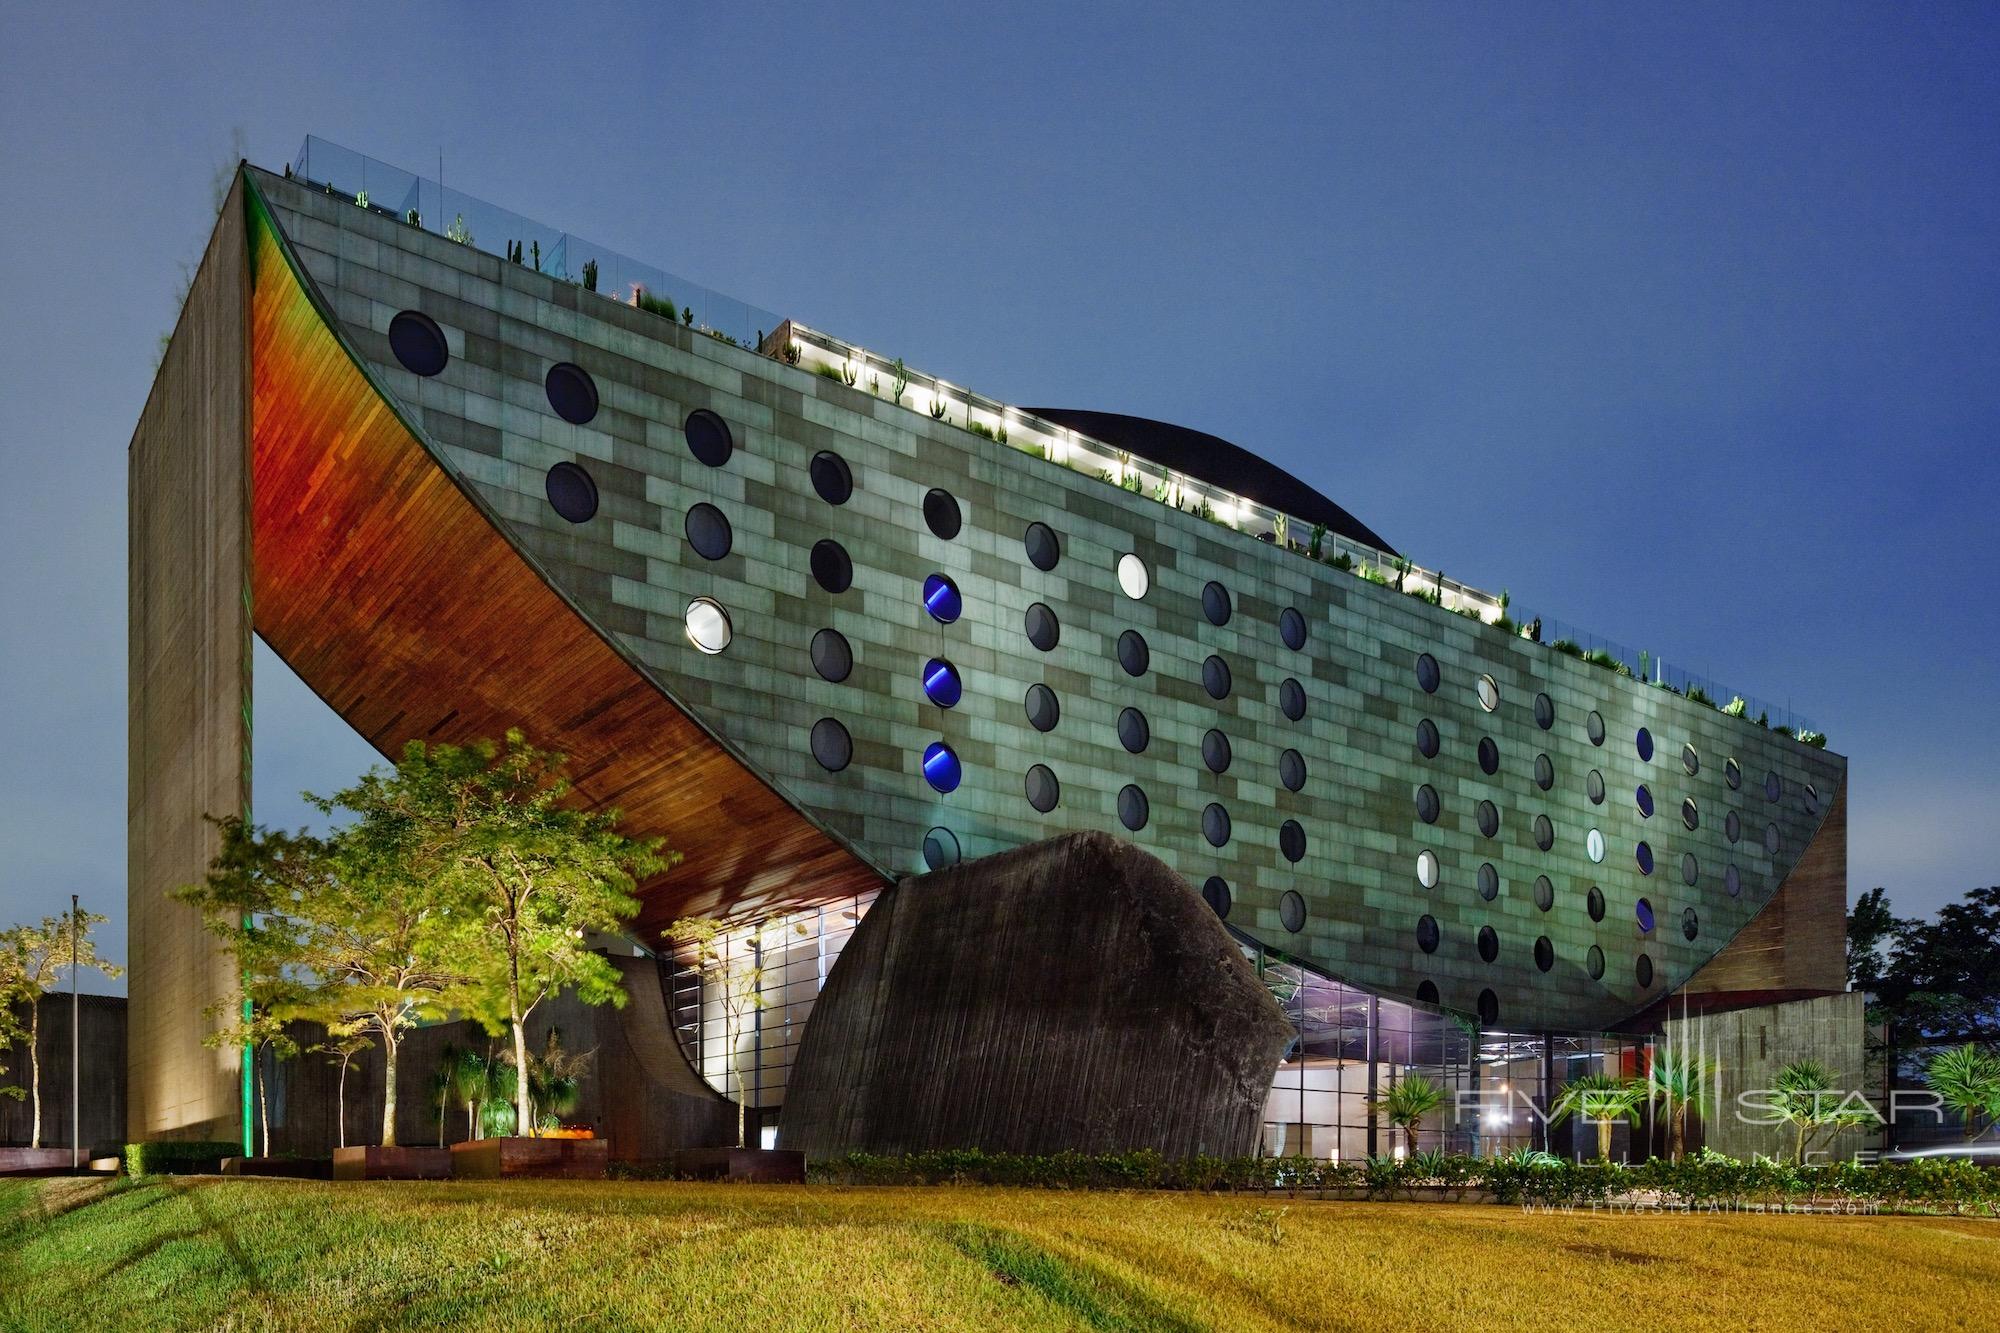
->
xmin=1550 ymin=1072 xmax=1644 ymax=1162
xmin=1851 ymin=885 xmax=2000 ymax=1044
xmin=0 ymin=909 xmax=121 ymax=1147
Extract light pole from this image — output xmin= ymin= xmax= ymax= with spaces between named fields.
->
xmin=70 ymin=893 xmax=79 ymax=1173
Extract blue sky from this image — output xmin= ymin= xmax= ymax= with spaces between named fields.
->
xmin=3 ymin=3 xmax=1995 ymax=986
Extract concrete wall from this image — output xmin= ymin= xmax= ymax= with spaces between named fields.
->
xmin=1665 ymin=991 xmax=1878 ymax=1161
xmin=0 ymin=996 xmax=127 ymax=1156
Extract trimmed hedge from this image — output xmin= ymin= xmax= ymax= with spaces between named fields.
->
xmin=805 ymin=1149 xmax=2000 ymax=1214
xmin=124 ymin=1141 xmax=242 ymax=1176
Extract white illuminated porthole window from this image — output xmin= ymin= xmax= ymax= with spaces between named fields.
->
xmin=684 ymin=597 xmax=731 ymax=654
xmin=1476 ymin=674 xmax=1500 ymax=713
xmin=1586 ymin=828 xmax=1606 ymax=864
xmin=1416 ymin=849 xmax=1440 ymax=889
xmin=1116 ymin=552 xmax=1149 ymax=600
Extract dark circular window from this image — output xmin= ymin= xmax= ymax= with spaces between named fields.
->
xmin=1201 ymin=729 xmax=1232 ymax=774
xmin=1534 ymin=753 xmax=1554 ymax=791
xmin=1726 ymin=863 xmax=1742 ymax=898
xmin=684 ymin=409 xmax=732 ymax=467
xmin=1024 ymin=522 xmax=1061 ymax=571
xmin=1477 ymin=926 xmax=1499 ymax=964
xmin=810 ymin=628 xmax=852 ymax=683
xmin=1804 ymin=783 xmax=1821 ymax=816
xmin=1416 ymin=652 xmax=1441 ymax=693
xmin=1636 ymin=954 xmax=1655 ymax=989
xmin=1476 ymin=800 xmax=1499 ymax=838
xmin=1117 ymin=629 xmax=1150 ymax=677
xmin=921 ymin=658 xmax=962 ymax=709
xmin=685 ymin=503 xmax=732 ymax=560
xmin=544 ymin=462 xmax=598 ymax=524
xmin=1280 ymin=820 xmax=1307 ymax=863
xmin=1024 ymin=602 xmax=1060 ymax=652
xmin=1202 ymin=655 xmax=1232 ymax=701
xmin=921 ymin=826 xmax=960 ymax=870
xmin=1202 ymin=581 xmax=1232 ymax=627
xmin=1534 ymin=936 xmax=1555 ymax=972
xmin=1587 ymin=886 xmax=1606 ymax=922
xmin=810 ymin=718 xmax=852 ymax=772
xmin=1635 ymin=898 xmax=1655 ymax=933
xmin=1417 ymin=914 xmax=1440 ymax=953
xmin=1636 ymin=727 xmax=1654 ymax=762
xmin=1726 ymin=757 xmax=1742 ymax=791
xmin=1726 ymin=810 xmax=1741 ymax=844
xmin=1636 ymin=784 xmax=1655 ymax=819
xmin=1682 ymin=743 xmax=1700 ymax=777
xmin=1587 ymin=769 xmax=1605 ymax=805
xmin=811 ymin=539 xmax=853 ymax=594
xmin=1202 ymin=802 xmax=1231 ymax=848
xmin=1587 ymin=945 xmax=1606 ymax=980
xmin=1587 ymin=711 xmax=1606 ymax=746
xmin=1281 ymin=891 xmax=1307 ymax=933
xmin=1117 ymin=707 xmax=1150 ymax=754
xmin=810 ymin=451 xmax=853 ymax=505
xmin=1764 ymin=770 xmax=1782 ymax=803
xmin=1534 ymin=692 xmax=1555 ymax=731
xmin=1478 ymin=737 xmax=1500 ymax=776
xmin=388 ymin=310 xmax=448 ymax=376
xmin=1682 ymin=798 xmax=1699 ymax=831
xmin=1682 ymin=907 xmax=1699 ymax=941
xmin=1024 ymin=684 xmax=1060 ymax=733
xmin=922 ymin=741 xmax=962 ymax=794
xmin=922 ymin=488 xmax=962 ymax=540
xmin=1416 ymin=784 xmax=1441 ymax=824
xmin=1201 ymin=876 xmax=1232 ymax=920
xmin=1279 ymin=607 xmax=1307 ymax=651
xmin=1533 ymin=814 xmax=1554 ymax=851
xmin=1280 ymin=678 xmax=1307 ymax=722
xmin=1477 ymin=989 xmax=1499 ymax=1026
xmin=1636 ymin=842 xmax=1654 ymax=875
xmin=1478 ymin=863 xmax=1499 ymax=902
xmin=1682 ymin=852 xmax=1699 ymax=886
xmin=1764 ymin=823 xmax=1780 ymax=857
xmin=544 ymin=362 xmax=598 ymax=424
xmin=1416 ymin=718 xmax=1440 ymax=759
xmin=1025 ymin=764 xmax=1060 ymax=813
xmin=922 ymin=572 xmax=961 ymax=622
xmin=1416 ymin=980 xmax=1440 ymax=1005
xmin=1534 ymin=874 xmax=1554 ymax=912
xmin=1279 ymin=749 xmax=1306 ymax=792
xmin=1118 ymin=784 xmax=1150 ymax=832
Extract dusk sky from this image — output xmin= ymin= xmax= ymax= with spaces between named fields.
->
xmin=3 ymin=3 xmax=1996 ymax=988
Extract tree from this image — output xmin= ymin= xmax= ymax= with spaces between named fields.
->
xmin=666 ymin=917 xmax=779 ymax=1149
xmin=0 ymin=910 xmax=122 ymax=1149
xmin=1846 ymin=886 xmax=1901 ymax=994
xmin=1869 ymin=886 xmax=2000 ymax=1044
xmin=1770 ymin=1059 xmax=1876 ymax=1163
xmin=0 ymin=947 xmax=26 ymax=1109
xmin=1922 ymin=1044 xmax=2000 ymax=1142
xmin=316 ymin=1028 xmax=373 ymax=1151
xmin=1551 ymin=1072 xmax=1643 ymax=1162
xmin=1369 ymin=1074 xmax=1444 ymax=1156
xmin=1645 ymin=1045 xmax=1720 ymax=1162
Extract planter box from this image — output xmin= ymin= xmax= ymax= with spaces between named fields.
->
xmin=451 ymin=1137 xmax=608 ymax=1180
xmin=331 ymin=1146 xmax=453 ymax=1181
xmin=673 ymin=1147 xmax=806 ymax=1184
xmin=0 ymin=1148 xmax=78 ymax=1177
xmin=223 ymin=1156 xmax=333 ymax=1180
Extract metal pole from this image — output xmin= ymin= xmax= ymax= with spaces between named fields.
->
xmin=70 ymin=894 xmax=79 ymax=1172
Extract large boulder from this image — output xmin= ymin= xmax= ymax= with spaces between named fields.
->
xmin=782 ymin=831 xmax=1292 ymax=1159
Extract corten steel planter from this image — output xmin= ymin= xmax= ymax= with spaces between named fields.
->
xmin=0 ymin=1148 xmax=79 ymax=1177
xmin=451 ymin=1137 xmax=609 ymax=1180
xmin=672 ymin=1147 xmax=806 ymax=1183
xmin=223 ymin=1156 xmax=333 ymax=1179
xmin=331 ymin=1146 xmax=453 ymax=1181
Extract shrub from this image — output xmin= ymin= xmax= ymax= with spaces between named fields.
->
xmin=1551 ymin=638 xmax=1584 ymax=658
xmin=125 ymin=1140 xmax=242 ymax=1175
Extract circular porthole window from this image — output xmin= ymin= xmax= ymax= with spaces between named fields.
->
xmin=1587 ymin=945 xmax=1606 ymax=981
xmin=1726 ymin=810 xmax=1741 ymax=844
xmin=810 ymin=718 xmax=853 ymax=772
xmin=1201 ymin=729 xmax=1232 ymax=774
xmin=1280 ymin=820 xmax=1307 ymax=863
xmin=685 ymin=503 xmax=733 ymax=560
xmin=1281 ymin=891 xmax=1307 ymax=933
xmin=1279 ymin=749 xmax=1307 ymax=792
xmin=1636 ymin=842 xmax=1654 ymax=875
xmin=684 ymin=408 xmax=732 ymax=467
xmin=1533 ymin=815 xmax=1554 ymax=852
xmin=1635 ymin=898 xmax=1655 ymax=933
xmin=1478 ymin=737 xmax=1500 ymax=775
xmin=1636 ymin=784 xmax=1655 ymax=819
xmin=811 ymin=539 xmax=854 ymax=594
xmin=922 ymin=572 xmax=962 ymax=623
xmin=1682 ymin=908 xmax=1700 ymax=941
xmin=1117 ymin=553 xmax=1149 ymax=600
xmin=922 ymin=742 xmax=962 ymax=794
xmin=1534 ymin=874 xmax=1554 ymax=912
xmin=1280 ymin=678 xmax=1307 ymax=722
xmin=1682 ymin=852 xmax=1699 ymax=886
xmin=1682 ymin=798 xmax=1699 ymax=831
xmin=1587 ymin=886 xmax=1606 ymax=922
xmin=809 ymin=627 xmax=852 ymax=682
xmin=1202 ymin=803 xmax=1231 ymax=848
xmin=1636 ymin=727 xmax=1654 ymax=762
xmin=1534 ymin=936 xmax=1555 ymax=972
xmin=921 ymin=658 xmax=962 ymax=709
xmin=1478 ymin=863 xmax=1499 ymax=902
xmin=1586 ymin=828 xmax=1606 ymax=863
xmin=1024 ymin=684 xmax=1060 ymax=733
xmin=1726 ymin=757 xmax=1742 ymax=791
xmin=1025 ymin=764 xmax=1060 ymax=813
xmin=1636 ymin=954 xmax=1655 ymax=989
xmin=1416 ymin=652 xmax=1441 ymax=694
xmin=810 ymin=451 xmax=853 ymax=505
xmin=1682 ymin=743 xmax=1700 ymax=777
xmin=1477 ymin=926 xmax=1499 ymax=963
xmin=1202 ymin=581 xmax=1232 ymax=627
xmin=1202 ymin=876 xmax=1232 ymax=920
xmin=1476 ymin=800 xmax=1499 ymax=838
xmin=1416 ymin=980 xmax=1440 ymax=1005
xmin=544 ymin=461 xmax=598 ymax=524
xmin=1024 ymin=603 xmax=1060 ymax=652
xmin=1279 ymin=607 xmax=1307 ymax=651
xmin=1416 ymin=914 xmax=1440 ymax=953
xmin=684 ymin=597 xmax=731 ymax=654
xmin=1416 ymin=784 xmax=1442 ymax=824
xmin=1476 ymin=675 xmax=1500 ymax=713
xmin=387 ymin=310 xmax=448 ymax=377
xmin=1534 ymin=692 xmax=1555 ymax=731
xmin=1117 ymin=784 xmax=1150 ymax=831
xmin=1117 ymin=629 xmax=1150 ymax=677
xmin=1117 ymin=707 xmax=1150 ymax=754
xmin=1535 ymin=753 xmax=1554 ymax=791
xmin=1587 ymin=711 xmax=1605 ymax=746
xmin=1477 ymin=990 xmax=1499 ymax=1026
xmin=544 ymin=362 xmax=598 ymax=425
xmin=921 ymin=826 xmax=960 ymax=870
xmin=1417 ymin=849 xmax=1440 ymax=889
xmin=923 ymin=488 xmax=962 ymax=540
xmin=1024 ymin=522 xmax=1061 ymax=571
xmin=1587 ymin=769 xmax=1605 ymax=805
xmin=1416 ymin=718 xmax=1440 ymax=759
xmin=1202 ymin=655 xmax=1232 ymax=701
xmin=1726 ymin=863 xmax=1742 ymax=897
xmin=1764 ymin=823 xmax=1781 ymax=857
xmin=1804 ymin=783 xmax=1821 ymax=816
xmin=1764 ymin=770 xmax=1781 ymax=803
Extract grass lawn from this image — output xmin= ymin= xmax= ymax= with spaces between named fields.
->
xmin=1 ymin=1177 xmax=1994 ymax=1331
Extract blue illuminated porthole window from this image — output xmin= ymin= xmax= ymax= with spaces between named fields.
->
xmin=922 ymin=573 xmax=962 ymax=624
xmin=1635 ymin=842 xmax=1654 ymax=875
xmin=921 ymin=741 xmax=962 ymax=793
xmin=1636 ymin=727 xmax=1654 ymax=762
xmin=1635 ymin=897 xmax=1655 ymax=933
xmin=1636 ymin=785 xmax=1654 ymax=818
xmin=921 ymin=658 xmax=962 ymax=708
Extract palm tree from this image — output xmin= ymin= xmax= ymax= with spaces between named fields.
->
xmin=1551 ymin=1072 xmax=1643 ymax=1161
xmin=1924 ymin=1045 xmax=2000 ymax=1142
xmin=1370 ymin=1074 xmax=1445 ymax=1155
xmin=1770 ymin=1059 xmax=1876 ymax=1163
xmin=1645 ymin=1045 xmax=1720 ymax=1161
